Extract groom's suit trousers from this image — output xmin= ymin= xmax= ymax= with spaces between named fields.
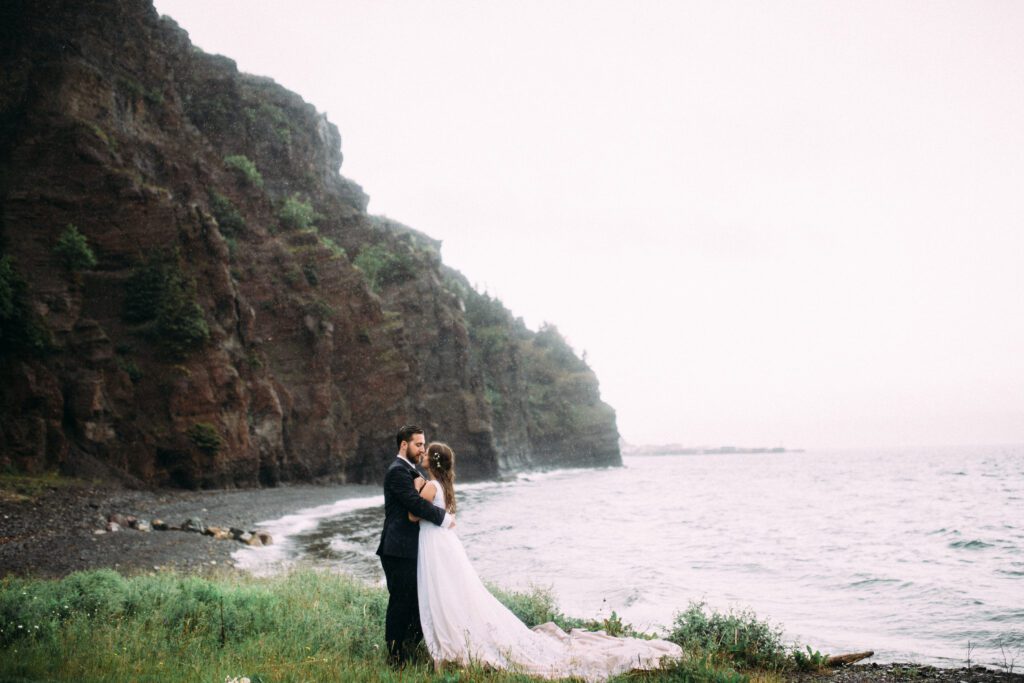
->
xmin=380 ymin=554 xmax=421 ymax=661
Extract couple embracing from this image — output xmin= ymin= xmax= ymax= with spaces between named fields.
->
xmin=376 ymin=425 xmax=682 ymax=681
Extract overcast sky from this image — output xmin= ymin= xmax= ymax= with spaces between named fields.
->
xmin=154 ymin=0 xmax=1023 ymax=449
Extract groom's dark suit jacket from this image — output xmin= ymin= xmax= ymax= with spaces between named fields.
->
xmin=376 ymin=457 xmax=447 ymax=559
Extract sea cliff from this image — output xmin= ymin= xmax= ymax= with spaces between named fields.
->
xmin=0 ymin=0 xmax=621 ymax=487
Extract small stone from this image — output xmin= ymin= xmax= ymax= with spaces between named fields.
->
xmin=93 ymin=529 xmax=106 ymax=535
xmin=238 ymin=532 xmax=253 ymax=543
xmin=108 ymin=513 xmax=127 ymax=527
xmin=203 ymin=525 xmax=222 ymax=537
xmin=106 ymin=521 xmax=121 ymax=532
xmin=255 ymin=531 xmax=273 ymax=546
xmin=135 ymin=520 xmax=151 ymax=532
xmin=229 ymin=527 xmax=245 ymax=540
xmin=213 ymin=529 xmax=232 ymax=540
xmin=245 ymin=534 xmax=263 ymax=547
xmin=125 ymin=515 xmax=139 ymax=529
xmin=152 ymin=519 xmax=168 ymax=531
xmin=182 ymin=518 xmax=205 ymax=533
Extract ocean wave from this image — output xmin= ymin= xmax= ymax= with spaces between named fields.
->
xmin=232 ymin=493 xmax=384 ymax=574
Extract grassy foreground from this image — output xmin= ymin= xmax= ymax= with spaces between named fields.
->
xmin=0 ymin=569 xmax=823 ymax=682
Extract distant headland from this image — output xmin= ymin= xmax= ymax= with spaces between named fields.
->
xmin=622 ymin=443 xmax=805 ymax=456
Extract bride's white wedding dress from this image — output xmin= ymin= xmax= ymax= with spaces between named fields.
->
xmin=417 ymin=485 xmax=682 ymax=681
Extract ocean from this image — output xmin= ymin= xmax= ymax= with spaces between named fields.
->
xmin=233 ymin=445 xmax=1024 ymax=667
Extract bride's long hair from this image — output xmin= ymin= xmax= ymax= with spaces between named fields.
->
xmin=426 ymin=442 xmax=456 ymax=514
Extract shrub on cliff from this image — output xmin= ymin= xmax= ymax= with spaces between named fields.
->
xmin=187 ymin=422 xmax=223 ymax=455
xmin=318 ymin=235 xmax=346 ymax=259
xmin=208 ymin=192 xmax=246 ymax=236
xmin=53 ymin=224 xmax=97 ymax=271
xmin=155 ymin=275 xmax=210 ymax=357
xmin=0 ymin=255 xmax=52 ymax=356
xmin=277 ymin=195 xmax=318 ymax=231
xmin=352 ymin=243 xmax=416 ymax=293
xmin=122 ymin=253 xmax=169 ymax=324
xmin=123 ymin=252 xmax=210 ymax=357
xmin=534 ymin=323 xmax=588 ymax=372
xmin=224 ymin=154 xmax=264 ymax=188
xmin=245 ymin=102 xmax=294 ymax=146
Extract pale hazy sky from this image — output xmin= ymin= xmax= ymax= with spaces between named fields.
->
xmin=154 ymin=1 xmax=1023 ymax=449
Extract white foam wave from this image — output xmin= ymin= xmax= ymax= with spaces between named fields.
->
xmin=232 ymin=493 xmax=383 ymax=575
xmin=328 ymin=537 xmax=376 ymax=556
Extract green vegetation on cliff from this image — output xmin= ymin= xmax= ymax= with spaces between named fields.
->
xmin=122 ymin=251 xmax=210 ymax=358
xmin=224 ymin=154 xmax=264 ymax=188
xmin=53 ymin=224 xmax=97 ymax=271
xmin=0 ymin=255 xmax=52 ymax=357
xmin=352 ymin=242 xmax=417 ymax=294
xmin=452 ymin=270 xmax=620 ymax=470
xmin=0 ymin=569 xmax=828 ymax=682
xmin=278 ymin=195 xmax=319 ymax=232
xmin=209 ymin=192 xmax=247 ymax=236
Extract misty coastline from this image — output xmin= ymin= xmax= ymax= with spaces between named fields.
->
xmin=622 ymin=444 xmax=806 ymax=456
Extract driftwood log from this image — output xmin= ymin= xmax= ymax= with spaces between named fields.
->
xmin=827 ymin=651 xmax=874 ymax=666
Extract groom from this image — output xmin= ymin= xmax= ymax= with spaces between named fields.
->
xmin=376 ymin=424 xmax=454 ymax=666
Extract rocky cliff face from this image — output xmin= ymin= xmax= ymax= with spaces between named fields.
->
xmin=0 ymin=0 xmax=621 ymax=487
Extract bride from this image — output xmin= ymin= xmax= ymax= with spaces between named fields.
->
xmin=409 ymin=442 xmax=682 ymax=681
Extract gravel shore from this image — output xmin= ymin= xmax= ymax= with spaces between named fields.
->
xmin=0 ymin=478 xmax=376 ymax=577
xmin=791 ymin=663 xmax=1023 ymax=683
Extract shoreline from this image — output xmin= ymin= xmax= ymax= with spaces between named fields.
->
xmin=0 ymin=477 xmax=376 ymax=577
xmin=2 ymin=479 xmax=1020 ymax=683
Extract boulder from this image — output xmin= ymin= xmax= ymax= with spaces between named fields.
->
xmin=245 ymin=534 xmax=263 ymax=547
xmin=152 ymin=519 xmax=169 ymax=531
xmin=106 ymin=521 xmax=121 ymax=532
xmin=135 ymin=520 xmax=151 ymax=532
xmin=182 ymin=518 xmax=205 ymax=533
xmin=255 ymin=531 xmax=273 ymax=546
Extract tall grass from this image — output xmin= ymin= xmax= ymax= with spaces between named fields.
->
xmin=0 ymin=569 xmax=817 ymax=682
